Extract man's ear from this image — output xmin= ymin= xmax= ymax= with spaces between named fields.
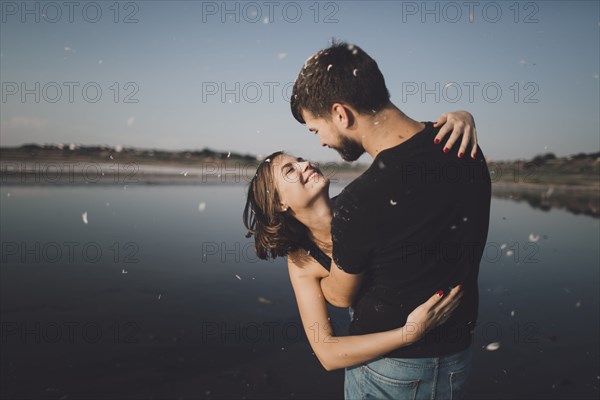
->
xmin=331 ymin=103 xmax=354 ymax=128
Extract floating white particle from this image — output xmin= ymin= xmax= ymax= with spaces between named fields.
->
xmin=82 ymin=211 xmax=88 ymax=224
xmin=327 ymin=64 xmax=333 ymax=71
xmin=106 ymin=202 xmax=110 ymax=207
xmin=510 ymin=310 xmax=515 ymax=317
xmin=528 ymin=233 xmax=540 ymax=242
xmin=500 ymin=243 xmax=507 ymax=250
xmin=307 ymin=250 xmax=310 ymax=256
xmin=109 ymin=154 xmax=114 ymax=160
xmin=575 ymin=300 xmax=581 ymax=308
xmin=235 ymin=274 xmax=242 ymax=280
xmin=463 ymin=217 xmax=468 ymax=222
xmin=183 ymin=171 xmax=188 ymax=177
xmin=352 ymin=49 xmax=358 ymax=55
xmin=227 ymin=151 xmax=231 ymax=158
xmin=122 ymin=269 xmax=128 ymax=274
xmin=390 ymin=199 xmax=397 ymax=206
xmin=374 ymin=121 xmax=380 ymax=125
xmin=265 ymin=158 xmax=271 ymax=163
xmin=353 ymin=69 xmax=358 ymax=77
xmin=378 ymin=161 xmax=385 ymax=169
xmin=450 ymin=225 xmax=457 ymax=230
xmin=6 ymin=193 xmax=10 ymax=197
xmin=158 ymin=294 xmax=162 ymax=300
xmin=257 ymin=296 xmax=272 ymax=305
xmin=347 ymin=43 xmax=355 ymax=50
xmin=506 ymin=250 xmax=514 ymax=257
xmin=198 ymin=202 xmax=206 ymax=211
xmin=485 ymin=342 xmax=500 ymax=351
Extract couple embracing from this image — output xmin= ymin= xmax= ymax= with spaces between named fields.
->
xmin=243 ymin=41 xmax=491 ymax=399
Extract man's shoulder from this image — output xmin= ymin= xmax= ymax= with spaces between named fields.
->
xmin=334 ymin=170 xmax=376 ymax=209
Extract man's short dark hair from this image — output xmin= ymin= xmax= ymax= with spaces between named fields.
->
xmin=290 ymin=40 xmax=390 ymax=124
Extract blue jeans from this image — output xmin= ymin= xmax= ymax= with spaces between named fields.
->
xmin=344 ymin=346 xmax=472 ymax=400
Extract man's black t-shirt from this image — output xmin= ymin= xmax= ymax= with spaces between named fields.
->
xmin=331 ymin=121 xmax=491 ymax=358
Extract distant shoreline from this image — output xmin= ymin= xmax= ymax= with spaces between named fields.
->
xmin=1 ymin=145 xmax=598 ymax=189
xmin=1 ymin=159 xmax=599 ymax=187
xmin=2 ymin=158 xmax=598 ymax=217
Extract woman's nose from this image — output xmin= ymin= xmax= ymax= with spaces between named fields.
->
xmin=298 ymin=160 xmax=310 ymax=172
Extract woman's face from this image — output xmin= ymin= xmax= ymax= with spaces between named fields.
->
xmin=271 ymin=153 xmax=329 ymax=212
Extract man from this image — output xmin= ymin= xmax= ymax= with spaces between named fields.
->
xmin=290 ymin=41 xmax=491 ymax=399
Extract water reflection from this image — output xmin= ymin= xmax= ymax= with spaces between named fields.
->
xmin=0 ymin=185 xmax=598 ymax=399
xmin=492 ymin=184 xmax=599 ymax=218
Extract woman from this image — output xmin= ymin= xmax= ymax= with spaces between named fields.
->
xmin=242 ymin=113 xmax=475 ymax=371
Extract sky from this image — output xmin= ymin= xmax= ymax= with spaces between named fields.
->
xmin=0 ymin=0 xmax=598 ymax=163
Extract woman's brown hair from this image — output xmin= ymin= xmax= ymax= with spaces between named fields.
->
xmin=243 ymin=151 xmax=312 ymax=261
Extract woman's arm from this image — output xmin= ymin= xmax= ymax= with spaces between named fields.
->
xmin=433 ymin=110 xmax=478 ymax=159
xmin=288 ymin=260 xmax=462 ymax=371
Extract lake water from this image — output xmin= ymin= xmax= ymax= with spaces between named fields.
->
xmin=1 ymin=184 xmax=598 ymax=399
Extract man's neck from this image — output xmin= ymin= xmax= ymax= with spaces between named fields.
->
xmin=360 ymin=105 xmax=426 ymax=159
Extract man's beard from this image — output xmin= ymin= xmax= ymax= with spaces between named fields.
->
xmin=334 ymin=135 xmax=365 ymax=162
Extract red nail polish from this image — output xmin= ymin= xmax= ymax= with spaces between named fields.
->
xmin=458 ymin=152 xmax=463 ymax=158
xmin=457 ymin=285 xmax=463 ymax=290
xmin=437 ymin=290 xmax=444 ymax=297
xmin=434 ymin=138 xmax=440 ymax=144
xmin=443 ymin=147 xmax=449 ymax=153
